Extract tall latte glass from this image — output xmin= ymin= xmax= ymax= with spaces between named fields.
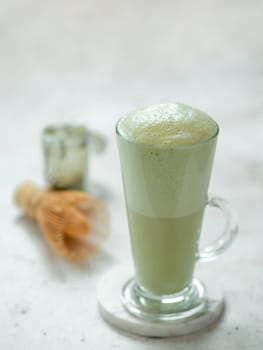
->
xmin=116 ymin=103 xmax=237 ymax=321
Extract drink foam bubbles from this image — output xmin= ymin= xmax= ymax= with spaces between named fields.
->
xmin=117 ymin=103 xmax=218 ymax=146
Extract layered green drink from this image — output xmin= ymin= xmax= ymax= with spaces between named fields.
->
xmin=117 ymin=103 xmax=218 ymax=296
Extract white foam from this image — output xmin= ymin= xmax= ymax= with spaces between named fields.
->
xmin=117 ymin=103 xmax=218 ymax=146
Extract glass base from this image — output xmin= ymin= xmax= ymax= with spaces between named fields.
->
xmin=121 ymin=278 xmax=207 ymax=322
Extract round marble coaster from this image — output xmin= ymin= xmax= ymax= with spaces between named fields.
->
xmin=97 ymin=263 xmax=225 ymax=338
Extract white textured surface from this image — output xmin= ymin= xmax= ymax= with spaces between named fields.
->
xmin=98 ymin=263 xmax=224 ymax=337
xmin=0 ymin=0 xmax=263 ymax=349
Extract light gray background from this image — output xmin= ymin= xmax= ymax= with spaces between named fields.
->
xmin=0 ymin=1 xmax=262 ymax=349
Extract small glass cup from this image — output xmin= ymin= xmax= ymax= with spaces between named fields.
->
xmin=116 ymin=104 xmax=238 ymax=322
xmin=42 ymin=124 xmax=106 ymax=190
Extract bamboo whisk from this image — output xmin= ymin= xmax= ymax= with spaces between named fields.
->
xmin=15 ymin=183 xmax=109 ymax=261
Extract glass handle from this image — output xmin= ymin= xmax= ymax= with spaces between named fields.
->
xmin=88 ymin=130 xmax=107 ymax=154
xmin=197 ymin=195 xmax=238 ymax=262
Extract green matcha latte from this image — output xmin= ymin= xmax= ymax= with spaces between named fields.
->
xmin=117 ymin=103 xmax=218 ymax=295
